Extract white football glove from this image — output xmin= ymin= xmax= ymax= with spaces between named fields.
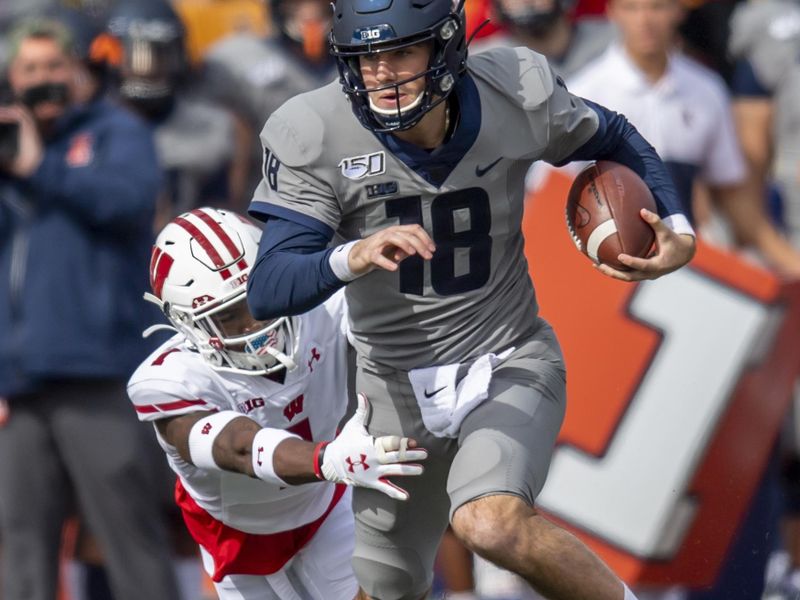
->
xmin=319 ymin=393 xmax=427 ymax=501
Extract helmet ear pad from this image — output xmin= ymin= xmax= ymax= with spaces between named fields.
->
xmin=330 ymin=2 xmax=468 ymax=133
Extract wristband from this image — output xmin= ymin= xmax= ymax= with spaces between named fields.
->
xmin=662 ymin=213 xmax=695 ymax=237
xmin=187 ymin=411 xmax=242 ymax=470
xmin=329 ymin=241 xmax=362 ymax=282
xmin=252 ymin=428 xmax=302 ymax=486
xmin=313 ymin=441 xmax=329 ymax=480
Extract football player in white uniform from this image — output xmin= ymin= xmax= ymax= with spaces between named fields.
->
xmin=127 ymin=207 xmax=427 ymax=599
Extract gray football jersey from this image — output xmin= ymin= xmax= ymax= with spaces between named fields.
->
xmin=203 ymin=32 xmax=339 ymax=131
xmin=154 ymin=93 xmax=235 ymax=213
xmin=730 ymin=0 xmax=800 ymax=242
xmin=251 ymin=47 xmax=599 ymax=370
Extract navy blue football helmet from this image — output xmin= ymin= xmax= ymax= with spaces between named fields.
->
xmin=107 ymin=0 xmax=187 ymax=112
xmin=330 ymin=0 xmax=468 ymax=132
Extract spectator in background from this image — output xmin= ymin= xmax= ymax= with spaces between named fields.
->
xmin=107 ymin=0 xmax=239 ymax=227
xmin=729 ymin=3 xmax=800 ymax=598
xmin=202 ymin=0 xmax=336 ymax=204
xmin=472 ymin=0 xmax=615 ymax=79
xmin=0 ymin=17 xmax=178 ymax=600
xmin=729 ymin=0 xmax=800 ymax=248
xmin=677 ymin=0 xmax=743 ymax=86
xmin=568 ymin=0 xmax=800 ymax=279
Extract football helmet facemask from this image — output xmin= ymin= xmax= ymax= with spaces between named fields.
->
xmin=146 ymin=207 xmax=298 ymax=375
xmin=330 ymin=0 xmax=468 ymax=132
xmin=107 ymin=0 xmax=188 ymax=118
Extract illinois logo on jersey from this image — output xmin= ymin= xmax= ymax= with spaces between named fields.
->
xmin=66 ymin=132 xmax=94 ymax=167
xmin=339 ymin=151 xmax=385 ymax=180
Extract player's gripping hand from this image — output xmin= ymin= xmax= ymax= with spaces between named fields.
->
xmin=595 ymin=210 xmax=696 ymax=282
xmin=317 ymin=393 xmax=427 ymax=501
xmin=348 ymin=224 xmax=436 ymax=276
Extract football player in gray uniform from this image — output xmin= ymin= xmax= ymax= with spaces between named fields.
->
xmin=246 ymin=0 xmax=696 ymax=599
xmin=203 ymin=0 xmax=337 ymax=205
xmin=108 ymin=0 xmax=239 ymax=222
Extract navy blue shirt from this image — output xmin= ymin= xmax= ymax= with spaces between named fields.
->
xmin=0 ymin=97 xmax=162 ymax=396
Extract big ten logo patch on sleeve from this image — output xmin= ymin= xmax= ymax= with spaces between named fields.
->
xmin=524 ymin=169 xmax=800 ymax=587
xmin=66 ymin=132 xmax=94 ymax=167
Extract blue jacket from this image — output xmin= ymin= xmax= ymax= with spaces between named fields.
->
xmin=0 ymin=98 xmax=161 ymax=397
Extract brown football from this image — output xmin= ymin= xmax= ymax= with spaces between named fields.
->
xmin=565 ymin=161 xmax=657 ymax=270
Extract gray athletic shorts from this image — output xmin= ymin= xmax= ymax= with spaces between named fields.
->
xmin=351 ymin=320 xmax=567 ymax=600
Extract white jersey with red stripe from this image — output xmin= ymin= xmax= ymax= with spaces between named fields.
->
xmin=127 ymin=289 xmax=350 ymax=535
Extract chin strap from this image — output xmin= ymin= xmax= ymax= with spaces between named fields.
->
xmin=258 ymin=344 xmax=297 ymax=371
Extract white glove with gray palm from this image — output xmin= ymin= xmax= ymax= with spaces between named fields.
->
xmin=318 ymin=393 xmax=427 ymax=501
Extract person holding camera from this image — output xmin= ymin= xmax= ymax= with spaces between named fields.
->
xmin=0 ymin=17 xmax=179 ymax=600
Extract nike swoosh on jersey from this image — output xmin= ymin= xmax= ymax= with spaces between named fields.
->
xmin=424 ymin=385 xmax=447 ymax=398
xmin=475 ymin=157 xmax=503 ymax=177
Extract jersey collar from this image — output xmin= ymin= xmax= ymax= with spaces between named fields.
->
xmin=372 ymin=72 xmax=482 ymax=189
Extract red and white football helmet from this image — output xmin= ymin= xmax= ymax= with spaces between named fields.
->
xmin=145 ymin=207 xmax=297 ymax=375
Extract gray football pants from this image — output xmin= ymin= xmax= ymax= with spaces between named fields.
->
xmin=352 ymin=325 xmax=567 ymax=600
xmin=0 ymin=379 xmax=179 ymax=600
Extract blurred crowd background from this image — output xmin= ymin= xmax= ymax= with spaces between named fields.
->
xmin=0 ymin=0 xmax=799 ymax=599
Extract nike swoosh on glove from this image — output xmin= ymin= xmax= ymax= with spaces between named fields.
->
xmin=320 ymin=393 xmax=427 ymax=501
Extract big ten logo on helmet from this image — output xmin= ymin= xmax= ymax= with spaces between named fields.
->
xmin=238 ymin=397 xmax=266 ymax=414
xmin=222 ymin=272 xmax=249 ymax=293
xmin=524 ymin=171 xmax=800 ymax=587
xmin=355 ymin=23 xmax=394 ymax=42
xmin=339 ymin=151 xmax=385 ymax=180
xmin=263 ymin=148 xmax=281 ymax=192
xmin=230 ymin=272 xmax=249 ymax=289
xmin=361 ymin=28 xmax=381 ymax=40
